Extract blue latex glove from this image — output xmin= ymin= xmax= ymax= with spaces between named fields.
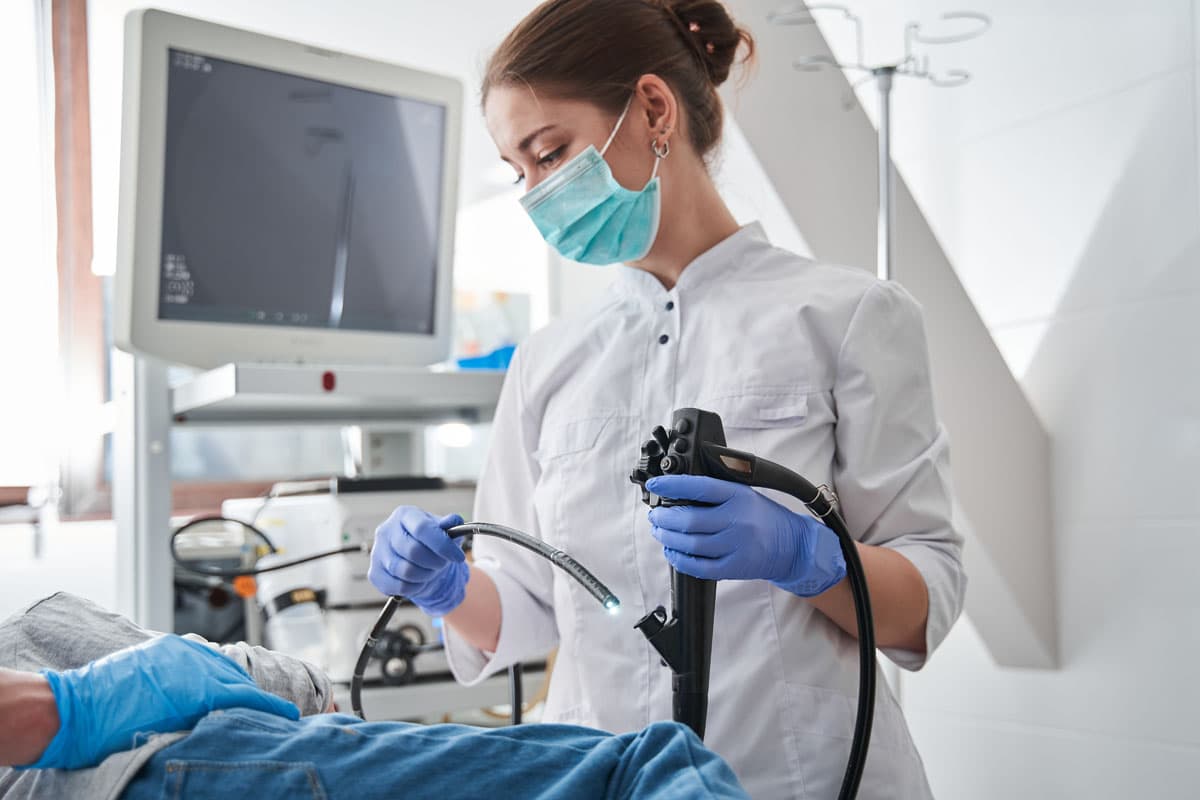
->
xmin=368 ymin=506 xmax=468 ymax=616
xmin=646 ymin=475 xmax=846 ymax=597
xmin=21 ymin=634 xmax=299 ymax=771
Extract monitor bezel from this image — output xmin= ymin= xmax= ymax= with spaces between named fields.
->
xmin=115 ymin=9 xmax=463 ymax=368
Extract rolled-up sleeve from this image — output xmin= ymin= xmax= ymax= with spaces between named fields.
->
xmin=443 ymin=347 xmax=559 ymax=685
xmin=832 ymin=281 xmax=967 ymax=671
xmin=183 ymin=635 xmax=334 ymax=716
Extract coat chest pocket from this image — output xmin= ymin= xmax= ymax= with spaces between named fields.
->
xmin=531 ymin=412 xmax=624 ymax=555
xmin=703 ymin=390 xmax=810 ymax=429
xmin=533 ymin=412 xmax=616 ymax=462
xmin=696 ymin=389 xmax=830 ymax=465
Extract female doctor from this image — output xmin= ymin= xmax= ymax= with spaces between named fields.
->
xmin=369 ymin=0 xmax=966 ymax=796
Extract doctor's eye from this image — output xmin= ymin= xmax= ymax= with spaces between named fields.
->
xmin=538 ymin=146 xmax=565 ymax=168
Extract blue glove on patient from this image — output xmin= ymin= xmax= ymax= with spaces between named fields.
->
xmin=646 ymin=475 xmax=846 ymax=597
xmin=368 ymin=506 xmax=468 ymax=616
xmin=21 ymin=634 xmax=299 ymax=771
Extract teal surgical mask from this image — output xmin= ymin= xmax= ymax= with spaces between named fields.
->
xmin=519 ymin=97 xmax=666 ymax=265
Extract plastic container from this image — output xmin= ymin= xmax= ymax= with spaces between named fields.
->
xmin=256 ymin=553 xmax=328 ymax=669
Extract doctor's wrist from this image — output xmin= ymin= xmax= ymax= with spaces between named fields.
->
xmin=770 ymin=516 xmax=847 ymax=598
xmin=412 ymin=560 xmax=471 ymax=617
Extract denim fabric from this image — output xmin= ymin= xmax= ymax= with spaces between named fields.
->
xmin=121 ymin=708 xmax=748 ymax=800
xmin=0 ymin=593 xmax=331 ymax=800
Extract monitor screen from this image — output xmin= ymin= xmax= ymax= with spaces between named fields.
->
xmin=158 ymin=48 xmax=446 ymax=335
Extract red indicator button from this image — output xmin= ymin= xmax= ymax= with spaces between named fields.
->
xmin=322 ymin=371 xmax=336 ymax=392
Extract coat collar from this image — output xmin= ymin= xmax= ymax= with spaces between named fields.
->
xmin=613 ymin=221 xmax=769 ymax=307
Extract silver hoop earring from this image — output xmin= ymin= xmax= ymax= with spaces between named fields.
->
xmin=652 ymin=138 xmax=670 ymax=159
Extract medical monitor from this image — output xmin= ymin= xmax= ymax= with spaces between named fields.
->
xmin=115 ymin=10 xmax=463 ymax=367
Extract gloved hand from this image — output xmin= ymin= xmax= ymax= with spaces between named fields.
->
xmin=646 ymin=475 xmax=846 ymax=597
xmin=21 ymin=634 xmax=299 ymax=771
xmin=368 ymin=506 xmax=468 ymax=616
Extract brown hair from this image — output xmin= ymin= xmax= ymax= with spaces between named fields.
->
xmin=482 ymin=0 xmax=755 ymax=162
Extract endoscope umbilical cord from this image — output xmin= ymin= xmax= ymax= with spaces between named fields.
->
xmin=350 ymin=522 xmax=621 ymax=720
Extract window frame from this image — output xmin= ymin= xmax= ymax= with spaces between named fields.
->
xmin=51 ymin=0 xmax=298 ymax=518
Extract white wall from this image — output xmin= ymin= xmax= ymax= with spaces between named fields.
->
xmin=814 ymin=2 xmax=1200 ymax=796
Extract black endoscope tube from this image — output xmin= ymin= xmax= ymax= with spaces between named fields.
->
xmin=351 ymin=522 xmax=620 ymax=720
xmin=748 ymin=459 xmax=876 ymax=800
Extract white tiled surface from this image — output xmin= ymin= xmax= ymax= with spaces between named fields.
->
xmin=905 ymin=702 xmax=1200 ymax=800
xmin=916 ymin=69 xmax=1200 ymax=328
xmin=1019 ymin=296 xmax=1200 ymax=523
xmin=907 ymin=519 xmax=1200 ymax=740
xmin=819 ymin=1 xmax=1200 ymax=796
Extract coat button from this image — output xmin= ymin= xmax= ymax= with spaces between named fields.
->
xmin=658 ymin=334 xmax=670 ymax=345
xmin=665 ymin=301 xmax=675 ymax=311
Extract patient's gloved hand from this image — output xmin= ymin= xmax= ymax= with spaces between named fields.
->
xmin=369 ymin=506 xmax=468 ymax=616
xmin=646 ymin=475 xmax=846 ymax=597
xmin=21 ymin=634 xmax=299 ymax=771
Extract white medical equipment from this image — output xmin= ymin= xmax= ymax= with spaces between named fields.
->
xmin=222 ymin=481 xmax=475 ymax=685
xmin=111 ymin=9 xmax=503 ymax=642
xmin=115 ymin=8 xmax=463 ymax=369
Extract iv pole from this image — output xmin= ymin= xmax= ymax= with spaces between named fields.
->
xmin=767 ymin=5 xmax=990 ymax=281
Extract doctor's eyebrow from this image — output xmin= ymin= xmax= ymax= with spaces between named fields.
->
xmin=500 ymin=124 xmax=559 ymax=163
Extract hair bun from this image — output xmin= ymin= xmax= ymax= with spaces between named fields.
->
xmin=661 ymin=0 xmax=754 ymax=86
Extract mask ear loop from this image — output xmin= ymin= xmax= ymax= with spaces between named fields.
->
xmin=600 ymin=96 xmax=635 ymax=157
xmin=601 ymin=95 xmax=669 ymax=182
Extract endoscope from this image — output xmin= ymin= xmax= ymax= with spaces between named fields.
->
xmin=629 ymin=408 xmax=876 ymax=800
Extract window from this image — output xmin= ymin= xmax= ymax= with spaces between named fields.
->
xmin=0 ymin=1 xmax=58 ymax=491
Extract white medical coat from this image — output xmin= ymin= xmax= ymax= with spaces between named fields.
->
xmin=445 ymin=223 xmax=966 ymax=798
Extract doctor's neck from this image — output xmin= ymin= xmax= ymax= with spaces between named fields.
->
xmin=631 ymin=156 xmax=740 ymax=291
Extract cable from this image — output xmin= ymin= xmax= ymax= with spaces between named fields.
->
xmin=170 ymin=515 xmax=362 ymax=578
xmin=481 ymin=649 xmax=556 ymax=721
xmin=744 ymin=458 xmax=875 ymax=800
xmin=509 ymin=663 xmax=523 ymax=726
xmin=352 ymin=521 xmax=620 ymax=720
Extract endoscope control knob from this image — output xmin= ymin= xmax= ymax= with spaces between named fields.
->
xmin=630 ymin=410 xmax=723 ymax=505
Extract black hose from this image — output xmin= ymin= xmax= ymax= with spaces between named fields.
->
xmin=750 ymin=459 xmax=875 ymax=800
xmin=509 ymin=663 xmax=523 ymax=726
xmin=170 ymin=515 xmax=366 ymax=579
xmin=351 ymin=521 xmax=620 ymax=720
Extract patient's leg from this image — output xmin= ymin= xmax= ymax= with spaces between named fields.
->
xmin=120 ymin=709 xmax=748 ymax=799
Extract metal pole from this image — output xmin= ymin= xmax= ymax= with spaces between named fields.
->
xmin=113 ymin=350 xmax=175 ymax=632
xmin=875 ymin=67 xmax=895 ymax=281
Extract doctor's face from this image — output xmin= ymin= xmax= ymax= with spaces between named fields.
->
xmin=485 ymin=85 xmax=657 ymax=195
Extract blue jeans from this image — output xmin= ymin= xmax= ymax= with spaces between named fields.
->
xmin=120 ymin=709 xmax=748 ymax=799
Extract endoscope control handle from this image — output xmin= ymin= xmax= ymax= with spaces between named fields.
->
xmin=634 ymin=606 xmax=676 ymax=668
xmin=629 ymin=408 xmax=724 ymax=741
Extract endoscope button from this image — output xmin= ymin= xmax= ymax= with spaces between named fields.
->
xmin=675 ymin=418 xmax=692 ymax=435
xmin=671 ymin=438 xmax=689 ymax=454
